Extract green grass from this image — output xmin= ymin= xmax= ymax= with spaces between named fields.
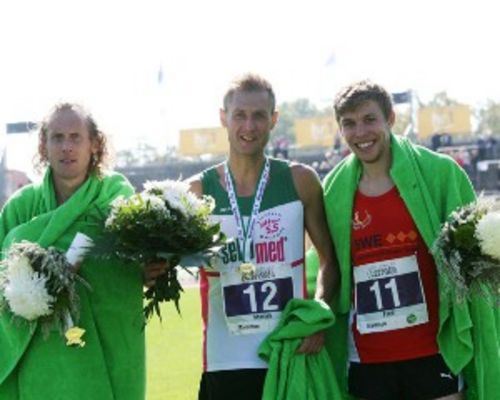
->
xmin=146 ymin=287 xmax=202 ymax=400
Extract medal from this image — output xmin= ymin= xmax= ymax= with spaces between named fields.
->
xmin=238 ymin=262 xmax=256 ymax=280
xmin=224 ymin=158 xmax=270 ymax=269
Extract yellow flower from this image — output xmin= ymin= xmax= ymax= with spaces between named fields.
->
xmin=65 ymin=326 xmax=86 ymax=347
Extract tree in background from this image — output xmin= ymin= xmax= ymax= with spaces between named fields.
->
xmin=392 ymin=110 xmax=411 ymax=135
xmin=116 ymin=142 xmax=161 ymax=167
xmin=476 ymin=100 xmax=500 ymax=135
xmin=273 ymin=98 xmax=323 ymax=144
xmin=426 ymin=91 xmax=460 ymax=107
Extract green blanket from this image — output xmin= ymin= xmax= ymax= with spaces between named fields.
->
xmin=315 ymin=134 xmax=500 ymax=400
xmin=0 ymin=169 xmax=145 ymax=400
xmin=258 ymin=299 xmax=341 ymax=400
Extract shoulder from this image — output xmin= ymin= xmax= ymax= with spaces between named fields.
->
xmin=0 ymin=182 xmax=40 ymax=238
xmin=8 ymin=181 xmax=38 ymax=202
xmin=185 ymin=163 xmax=223 ymax=197
xmin=392 ymin=135 xmax=475 ymax=202
xmin=267 ymin=157 xmax=319 ymax=184
xmin=289 ymin=161 xmax=320 ymax=186
xmin=323 ymin=153 xmax=358 ymax=192
xmin=400 ymin=139 xmax=467 ymax=176
xmin=185 ymin=173 xmax=203 ymax=197
xmin=2 ymin=181 xmax=39 ymax=212
xmin=101 ymin=170 xmax=132 ymax=183
xmin=394 ymin=134 xmax=457 ymax=166
xmin=99 ymin=170 xmax=135 ymax=196
xmin=288 ymin=161 xmax=322 ymax=205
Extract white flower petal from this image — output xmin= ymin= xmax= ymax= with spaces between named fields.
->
xmin=476 ymin=210 xmax=500 ymax=261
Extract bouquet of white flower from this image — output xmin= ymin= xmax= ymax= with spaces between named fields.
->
xmin=0 ymin=240 xmax=88 ymax=345
xmin=94 ymin=179 xmax=225 ymax=321
xmin=432 ymin=199 xmax=500 ymax=303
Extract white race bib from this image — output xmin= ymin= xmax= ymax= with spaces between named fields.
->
xmin=354 ymin=254 xmax=428 ymax=334
xmin=220 ymin=263 xmax=293 ymax=335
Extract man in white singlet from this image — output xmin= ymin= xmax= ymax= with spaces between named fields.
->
xmin=188 ymin=73 xmax=339 ymax=400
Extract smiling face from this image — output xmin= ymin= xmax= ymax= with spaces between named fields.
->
xmin=339 ymin=99 xmax=395 ymax=167
xmin=41 ymin=108 xmax=98 ymax=189
xmin=220 ymin=89 xmax=278 ymax=159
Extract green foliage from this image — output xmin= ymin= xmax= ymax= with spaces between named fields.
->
xmin=425 ymin=91 xmax=460 ymax=108
xmin=392 ymin=110 xmax=411 ymax=135
xmin=273 ymin=98 xmax=325 ymax=144
xmin=476 ymin=99 xmax=500 ymax=134
xmin=144 ymin=266 xmax=183 ymax=322
xmin=90 ymin=182 xmax=227 ymax=322
xmin=451 ymin=221 xmax=478 ymax=252
xmin=100 ymin=195 xmax=224 ymax=263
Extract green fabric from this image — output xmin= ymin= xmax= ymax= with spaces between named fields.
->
xmin=315 ymin=134 xmax=500 ymax=399
xmin=0 ymin=169 xmax=145 ymax=400
xmin=258 ymin=299 xmax=342 ymax=400
xmin=305 ymin=248 xmax=319 ymax=299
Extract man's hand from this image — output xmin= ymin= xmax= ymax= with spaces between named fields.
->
xmin=143 ymin=261 xmax=169 ymax=287
xmin=296 ymin=331 xmax=325 ymax=354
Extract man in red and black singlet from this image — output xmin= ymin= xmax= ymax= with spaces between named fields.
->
xmin=325 ymin=80 xmax=471 ymax=400
xmin=351 ymin=186 xmax=439 ymax=364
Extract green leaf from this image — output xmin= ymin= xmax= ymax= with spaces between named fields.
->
xmin=452 ymin=222 xmax=478 ymax=251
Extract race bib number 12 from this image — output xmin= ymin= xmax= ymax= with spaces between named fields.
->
xmin=221 ymin=263 xmax=293 ymax=335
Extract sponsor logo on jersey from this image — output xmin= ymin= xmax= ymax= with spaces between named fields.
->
xmin=220 ymin=237 xmax=287 ymax=265
xmin=354 ymin=234 xmax=383 ymax=251
xmin=257 ymin=211 xmax=284 ymax=239
xmin=352 ymin=209 xmax=372 ymax=230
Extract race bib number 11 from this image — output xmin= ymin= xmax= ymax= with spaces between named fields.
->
xmin=354 ymin=254 xmax=429 ymax=334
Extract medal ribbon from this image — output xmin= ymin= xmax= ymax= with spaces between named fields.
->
xmin=223 ymin=158 xmax=270 ymax=263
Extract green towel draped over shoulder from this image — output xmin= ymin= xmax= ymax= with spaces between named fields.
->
xmin=258 ymin=299 xmax=342 ymax=400
xmin=310 ymin=134 xmax=500 ymax=400
xmin=0 ymin=169 xmax=145 ymax=400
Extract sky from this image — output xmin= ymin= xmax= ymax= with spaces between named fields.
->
xmin=0 ymin=0 xmax=498 ymax=175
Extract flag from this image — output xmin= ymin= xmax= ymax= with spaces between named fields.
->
xmin=157 ymin=65 xmax=164 ymax=86
xmin=325 ymin=52 xmax=336 ymax=67
xmin=392 ymin=91 xmax=411 ymax=104
xmin=6 ymin=122 xmax=37 ymax=134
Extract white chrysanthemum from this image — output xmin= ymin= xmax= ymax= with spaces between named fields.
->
xmin=163 ymin=191 xmax=188 ymax=216
xmin=144 ymin=180 xmax=190 ymax=196
xmin=142 ymin=194 xmax=168 ymax=213
xmin=143 ymin=179 xmax=213 ymax=218
xmin=110 ymin=195 xmax=127 ymax=209
xmin=157 ymin=181 xmax=192 ymax=216
xmin=182 ymin=191 xmax=207 ymax=217
xmin=476 ymin=210 xmax=500 ymax=261
xmin=189 ymin=195 xmax=215 ymax=219
xmin=4 ymin=256 xmax=54 ymax=320
xmin=490 ymin=200 xmax=500 ymax=213
xmin=105 ymin=213 xmax=116 ymax=229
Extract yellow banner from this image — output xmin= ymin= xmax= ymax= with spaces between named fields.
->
xmin=178 ymin=127 xmax=228 ymax=156
xmin=294 ymin=116 xmax=339 ymax=148
xmin=418 ymin=105 xmax=471 ymax=139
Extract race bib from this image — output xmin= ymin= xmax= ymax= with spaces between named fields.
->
xmin=354 ymin=254 xmax=428 ymax=334
xmin=220 ymin=263 xmax=293 ymax=335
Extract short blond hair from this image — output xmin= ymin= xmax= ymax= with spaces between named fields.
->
xmin=223 ymin=73 xmax=276 ymax=112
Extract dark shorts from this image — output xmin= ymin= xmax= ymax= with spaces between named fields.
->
xmin=348 ymin=354 xmax=463 ymax=400
xmin=198 ymin=369 xmax=267 ymax=400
